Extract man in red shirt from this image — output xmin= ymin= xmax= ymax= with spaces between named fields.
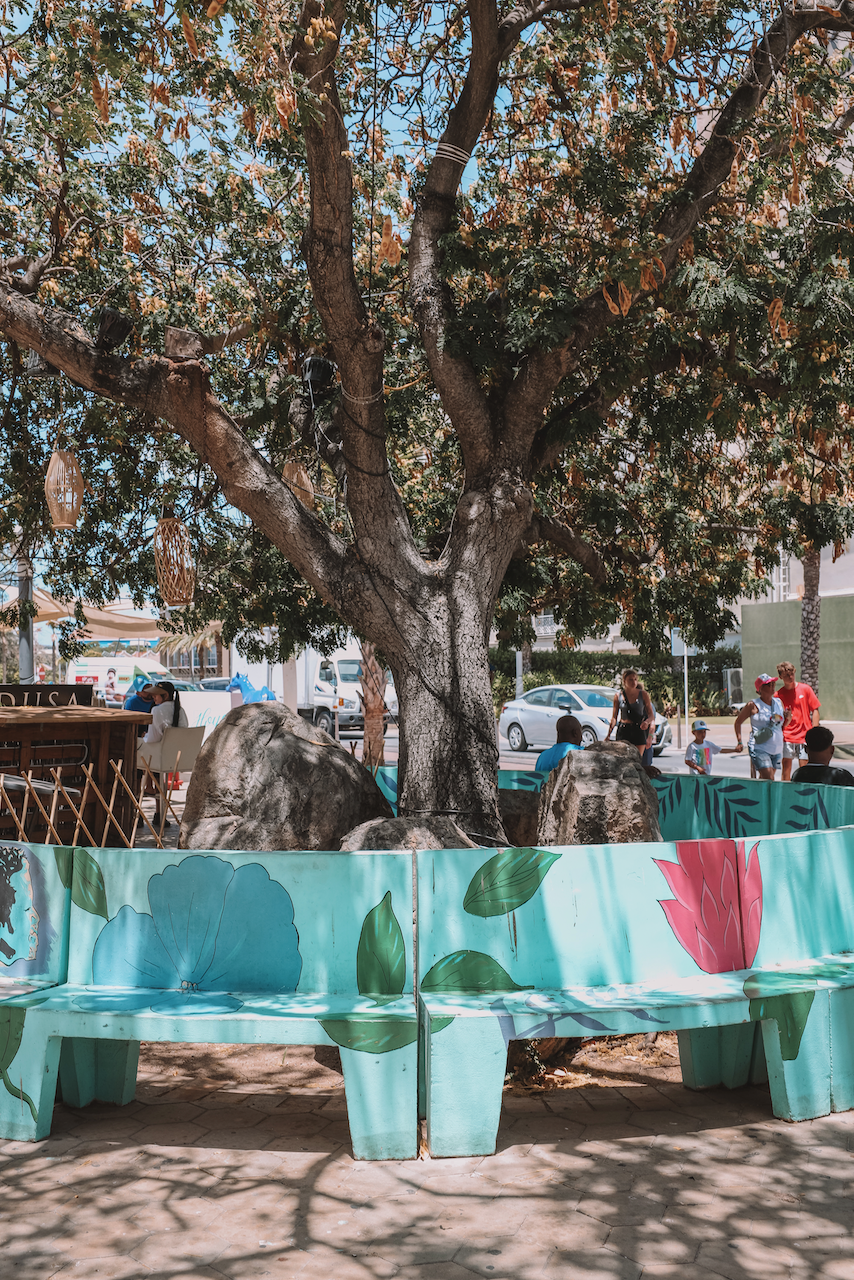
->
xmin=776 ymin=661 xmax=821 ymax=781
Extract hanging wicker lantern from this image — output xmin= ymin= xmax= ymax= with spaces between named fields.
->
xmin=282 ymin=459 xmax=315 ymax=509
xmin=44 ymin=449 xmax=85 ymax=531
xmin=153 ymin=517 xmax=195 ymax=606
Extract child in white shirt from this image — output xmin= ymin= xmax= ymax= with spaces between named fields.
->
xmin=684 ymin=719 xmax=739 ymax=776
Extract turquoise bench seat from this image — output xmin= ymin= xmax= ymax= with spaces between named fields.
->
xmin=417 ymin=833 xmax=854 ymax=1156
xmin=0 ymin=847 xmax=417 ymax=1160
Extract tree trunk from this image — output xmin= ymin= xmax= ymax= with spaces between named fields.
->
xmin=800 ymin=547 xmax=821 ymax=695
xmin=392 ymin=596 xmax=503 ymax=843
xmin=521 ymin=640 xmax=532 ymax=675
xmin=360 ymin=640 xmax=387 ymax=772
xmin=215 ymin=633 xmax=224 ymax=678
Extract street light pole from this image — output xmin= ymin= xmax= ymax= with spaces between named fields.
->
xmin=17 ymin=543 xmax=33 ymax=684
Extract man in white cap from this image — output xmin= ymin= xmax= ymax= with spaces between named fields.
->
xmin=733 ymin=674 xmax=790 ymax=780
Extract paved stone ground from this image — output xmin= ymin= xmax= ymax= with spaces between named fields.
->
xmin=2 ymin=1035 xmax=853 ymax=1280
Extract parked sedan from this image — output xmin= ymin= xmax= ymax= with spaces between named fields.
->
xmin=499 ymin=684 xmax=671 ymax=755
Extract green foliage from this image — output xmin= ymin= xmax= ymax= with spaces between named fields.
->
xmin=2 ymin=0 xmax=854 ymax=668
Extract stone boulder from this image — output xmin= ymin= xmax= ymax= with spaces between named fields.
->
xmin=339 ymin=816 xmax=479 ymax=851
xmin=180 ymin=702 xmax=393 ymax=851
xmin=536 ymin=740 xmax=661 ymax=846
xmin=498 ymin=786 xmax=540 ymax=848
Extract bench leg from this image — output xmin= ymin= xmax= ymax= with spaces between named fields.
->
xmin=423 ymin=1016 xmax=507 ymax=1158
xmin=761 ymin=990 xmax=831 ymax=1121
xmin=677 ymin=1023 xmax=758 ymax=1090
xmin=830 ymin=987 xmax=854 ymax=1113
xmin=0 ymin=1018 xmax=61 ymax=1142
xmin=339 ymin=1041 xmax=418 ymax=1161
xmin=59 ymin=1039 xmax=140 ymax=1109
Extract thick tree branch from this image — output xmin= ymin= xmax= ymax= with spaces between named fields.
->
xmin=0 ymin=284 xmax=352 ymax=613
xmin=531 ymin=350 xmax=785 ymax=472
xmin=527 ymin=513 xmax=607 ymax=584
xmin=410 ymin=0 xmax=594 ymax=481
xmin=502 ymin=2 xmax=854 ymax=455
xmin=295 ymin=0 xmax=423 ymax=576
xmin=409 ymin=0 xmax=503 ymax=480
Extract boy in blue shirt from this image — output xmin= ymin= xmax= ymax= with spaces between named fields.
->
xmin=685 ymin=719 xmax=739 ymax=775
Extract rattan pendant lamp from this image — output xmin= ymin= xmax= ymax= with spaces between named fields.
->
xmin=153 ymin=514 xmax=196 ymax=606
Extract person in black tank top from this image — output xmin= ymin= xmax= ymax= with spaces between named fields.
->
xmin=606 ymin=669 xmax=654 ymax=754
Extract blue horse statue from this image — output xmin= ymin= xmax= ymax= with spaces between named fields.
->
xmin=227 ymin=672 xmax=277 ymax=704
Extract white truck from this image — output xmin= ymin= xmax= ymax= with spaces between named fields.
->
xmin=296 ymin=642 xmax=398 ymax=735
xmin=225 ymin=640 xmax=398 ymax=735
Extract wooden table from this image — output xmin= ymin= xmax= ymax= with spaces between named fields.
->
xmin=0 ymin=706 xmax=151 ymax=845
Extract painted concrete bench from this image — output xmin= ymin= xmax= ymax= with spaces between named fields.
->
xmin=0 ymin=847 xmax=417 ymax=1160
xmin=416 ymin=830 xmax=854 ymax=1156
xmin=0 ymin=841 xmax=73 ymax=1127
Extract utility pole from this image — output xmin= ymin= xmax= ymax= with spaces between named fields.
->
xmin=16 ymin=533 xmax=33 ymax=685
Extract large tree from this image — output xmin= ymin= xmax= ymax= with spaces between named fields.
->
xmin=2 ymin=0 xmax=854 ymax=838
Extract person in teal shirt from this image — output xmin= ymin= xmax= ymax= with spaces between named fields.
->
xmin=536 ymin=716 xmax=583 ymax=773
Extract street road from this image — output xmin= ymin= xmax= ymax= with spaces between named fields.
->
xmin=368 ymin=722 xmax=854 ymax=781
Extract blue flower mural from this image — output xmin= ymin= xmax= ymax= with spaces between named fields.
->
xmin=74 ymin=855 xmax=302 ymax=1014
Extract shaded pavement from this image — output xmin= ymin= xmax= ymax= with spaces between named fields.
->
xmin=2 ymin=1036 xmax=854 ymax=1279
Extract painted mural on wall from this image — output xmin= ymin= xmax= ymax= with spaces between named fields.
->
xmin=376 ymin=766 xmax=854 ymax=842
xmin=653 ymin=838 xmax=829 ymax=1062
xmin=53 ymin=850 xmax=412 ymax=1055
xmin=0 ymin=843 xmax=65 ymax=1121
xmin=655 ymin=839 xmax=763 ymax=973
xmin=652 ymin=775 xmax=852 ymax=839
xmin=0 ymin=844 xmax=38 ymax=967
xmin=321 ymin=890 xmax=417 ymax=1054
xmin=74 ymin=856 xmax=303 ymax=1015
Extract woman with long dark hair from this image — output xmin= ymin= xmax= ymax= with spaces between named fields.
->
xmin=142 ymin=680 xmax=189 ymax=745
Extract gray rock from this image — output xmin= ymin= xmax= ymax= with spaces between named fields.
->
xmin=498 ymin=786 xmax=540 ymax=848
xmin=339 ymin=816 xmax=479 ymax=851
xmin=536 ymin=740 xmax=662 ymax=846
xmin=180 ymin=701 xmax=392 ymax=851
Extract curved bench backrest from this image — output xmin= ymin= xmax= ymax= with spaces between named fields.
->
xmin=65 ymin=847 xmax=414 ymax=998
xmin=416 ymin=830 xmax=854 ymax=993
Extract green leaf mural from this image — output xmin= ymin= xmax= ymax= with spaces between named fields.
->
xmin=53 ymin=846 xmax=72 ymax=890
xmin=70 ymin=849 xmax=109 ymax=920
xmin=320 ymin=1016 xmax=418 ymax=1056
xmin=0 ymin=1004 xmax=39 ymax=1121
xmin=356 ymin=890 xmax=406 ymax=999
xmin=463 ymin=848 xmax=562 ymax=917
xmin=421 ymin=950 xmax=529 ymax=994
xmin=420 ymin=951 xmax=530 ymax=1037
xmin=744 ymin=972 xmax=817 ymax=1062
xmin=320 ymin=891 xmax=416 ymax=1053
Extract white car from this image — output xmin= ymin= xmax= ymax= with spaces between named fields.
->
xmin=499 ymin=684 xmax=672 ymax=755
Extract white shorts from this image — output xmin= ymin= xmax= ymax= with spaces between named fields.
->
xmin=782 ymin=741 xmax=806 ymax=760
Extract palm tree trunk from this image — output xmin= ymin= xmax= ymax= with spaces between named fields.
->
xmin=360 ymin=640 xmax=387 ymax=771
xmin=800 ymin=547 xmax=821 ymax=695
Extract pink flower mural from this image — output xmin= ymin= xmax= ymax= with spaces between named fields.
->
xmin=655 ymin=840 xmax=763 ymax=973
